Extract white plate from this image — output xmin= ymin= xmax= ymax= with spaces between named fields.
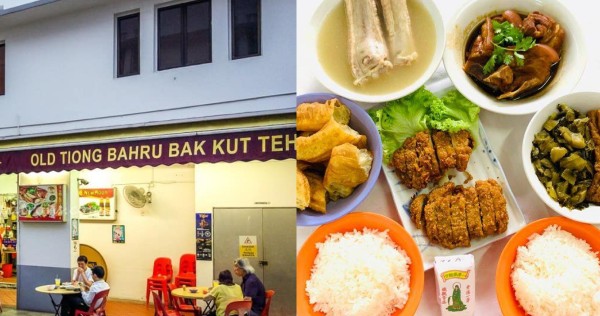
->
xmin=382 ymin=85 xmax=526 ymax=270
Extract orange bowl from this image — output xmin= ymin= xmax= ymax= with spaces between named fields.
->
xmin=296 ymin=212 xmax=424 ymax=316
xmin=496 ymin=216 xmax=600 ymax=315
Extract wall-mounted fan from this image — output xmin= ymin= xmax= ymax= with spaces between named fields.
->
xmin=123 ymin=186 xmax=152 ymax=208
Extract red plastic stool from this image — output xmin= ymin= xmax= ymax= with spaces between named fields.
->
xmin=174 ymin=254 xmax=196 ymax=287
xmin=145 ymin=257 xmax=173 ymax=308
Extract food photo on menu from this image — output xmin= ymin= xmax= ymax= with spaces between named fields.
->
xmin=296 ymin=0 xmax=600 ymax=315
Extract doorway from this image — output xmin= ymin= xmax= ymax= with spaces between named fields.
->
xmin=213 ymin=207 xmax=295 ymax=316
xmin=0 ymin=194 xmax=17 ymax=306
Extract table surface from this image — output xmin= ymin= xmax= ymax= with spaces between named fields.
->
xmin=171 ymin=286 xmax=210 ymax=300
xmin=296 ymin=0 xmax=599 ymax=315
xmin=35 ymin=284 xmax=81 ymax=295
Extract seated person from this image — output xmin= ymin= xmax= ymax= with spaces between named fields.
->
xmin=60 ymin=266 xmax=109 ymax=316
xmin=233 ymin=258 xmax=265 ymax=316
xmin=71 ymin=255 xmax=93 ymax=287
xmin=204 ymin=270 xmax=243 ymax=316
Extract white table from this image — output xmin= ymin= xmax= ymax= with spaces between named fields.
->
xmin=296 ymin=1 xmax=599 ymax=315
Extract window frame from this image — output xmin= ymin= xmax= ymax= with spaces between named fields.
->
xmin=157 ymin=0 xmax=212 ymax=71
xmin=230 ymin=0 xmax=262 ymax=60
xmin=115 ymin=11 xmax=141 ymax=78
xmin=0 ymin=42 xmax=5 ymax=96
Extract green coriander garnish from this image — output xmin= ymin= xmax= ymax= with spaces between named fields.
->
xmin=482 ymin=20 xmax=536 ymax=75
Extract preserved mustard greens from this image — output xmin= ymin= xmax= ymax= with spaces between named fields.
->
xmin=531 ymin=104 xmax=594 ymax=209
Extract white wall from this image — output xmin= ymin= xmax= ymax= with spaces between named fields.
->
xmin=74 ymin=158 xmax=295 ymax=302
xmin=0 ymin=0 xmax=296 ymax=138
xmin=18 ymin=171 xmax=71 ymax=269
xmin=78 ymin=164 xmax=196 ymax=301
xmin=194 ymin=158 xmax=295 ymax=287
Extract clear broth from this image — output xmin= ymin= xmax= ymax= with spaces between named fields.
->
xmin=317 ymin=0 xmax=437 ymax=96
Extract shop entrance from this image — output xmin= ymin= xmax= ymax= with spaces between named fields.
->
xmin=213 ymin=207 xmax=295 ymax=316
xmin=0 ymin=195 xmax=17 ymax=289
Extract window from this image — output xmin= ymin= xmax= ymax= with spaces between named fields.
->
xmin=231 ymin=0 xmax=261 ymax=59
xmin=0 ymin=43 xmax=4 ymax=95
xmin=117 ymin=13 xmax=140 ymax=77
xmin=158 ymin=0 xmax=211 ymax=70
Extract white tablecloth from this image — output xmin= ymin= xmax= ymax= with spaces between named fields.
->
xmin=296 ymin=0 xmax=599 ymax=315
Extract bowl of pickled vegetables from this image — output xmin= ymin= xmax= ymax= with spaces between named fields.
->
xmin=523 ymin=92 xmax=600 ymax=224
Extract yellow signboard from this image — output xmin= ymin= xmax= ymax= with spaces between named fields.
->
xmin=239 ymin=235 xmax=258 ymax=258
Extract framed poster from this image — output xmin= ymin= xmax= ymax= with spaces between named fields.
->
xmin=112 ymin=225 xmax=125 ymax=243
xmin=71 ymin=219 xmax=79 ymax=240
xmin=18 ymin=184 xmax=67 ymax=222
xmin=79 ymin=188 xmax=116 ymax=221
xmin=196 ymin=213 xmax=212 ymax=261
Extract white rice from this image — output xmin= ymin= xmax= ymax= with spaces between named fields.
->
xmin=306 ymin=228 xmax=411 ymax=316
xmin=511 ymin=224 xmax=600 ymax=316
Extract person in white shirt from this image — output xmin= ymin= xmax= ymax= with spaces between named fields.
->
xmin=71 ymin=255 xmax=93 ymax=287
xmin=61 ymin=266 xmax=110 ymax=316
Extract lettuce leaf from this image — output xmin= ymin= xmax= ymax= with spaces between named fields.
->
xmin=431 ymin=89 xmax=480 ymax=139
xmin=369 ymin=87 xmax=480 ymax=164
xmin=369 ymin=87 xmax=435 ymax=163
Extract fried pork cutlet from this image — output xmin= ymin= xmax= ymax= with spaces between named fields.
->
xmin=475 ymin=179 xmax=509 ymax=235
xmin=422 ymin=182 xmax=454 ymax=245
xmin=392 ymin=131 xmax=442 ymax=190
xmin=483 ymin=179 xmax=508 ymax=233
xmin=463 ymin=186 xmax=484 ymax=238
xmin=451 ymin=130 xmax=474 ymax=172
xmin=395 ymin=129 xmax=474 ymax=191
xmin=448 ymin=192 xmax=470 ymax=248
xmin=432 ymin=130 xmax=457 ymax=170
xmin=409 ymin=194 xmax=427 ymax=229
xmin=422 ymin=182 xmax=454 ymax=243
xmin=475 ymin=180 xmax=497 ymax=236
xmin=586 ymin=110 xmax=600 ymax=203
xmin=408 ymin=179 xmax=508 ymax=249
xmin=435 ymin=194 xmax=454 ymax=249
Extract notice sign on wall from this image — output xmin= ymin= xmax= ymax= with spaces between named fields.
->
xmin=196 ymin=213 xmax=212 ymax=261
xmin=239 ymin=236 xmax=258 ymax=258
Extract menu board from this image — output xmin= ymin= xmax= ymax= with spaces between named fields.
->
xmin=79 ymin=188 xmax=116 ymax=221
xmin=18 ymin=184 xmax=67 ymax=222
xmin=196 ymin=213 xmax=212 ymax=261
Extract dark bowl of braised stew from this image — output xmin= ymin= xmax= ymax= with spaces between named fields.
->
xmin=443 ymin=0 xmax=586 ymax=115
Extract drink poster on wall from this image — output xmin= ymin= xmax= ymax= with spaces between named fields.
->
xmin=79 ymin=188 xmax=116 ymax=221
xmin=196 ymin=213 xmax=212 ymax=261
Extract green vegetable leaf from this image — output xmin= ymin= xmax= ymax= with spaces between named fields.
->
xmin=483 ymin=52 xmax=498 ymax=75
xmin=369 ymin=87 xmax=480 ymax=164
xmin=503 ymin=53 xmax=514 ymax=65
xmin=368 ymin=86 xmax=432 ymax=163
xmin=483 ymin=19 xmax=536 ymax=75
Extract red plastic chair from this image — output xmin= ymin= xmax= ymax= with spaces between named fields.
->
xmin=146 ymin=257 xmax=173 ymax=308
xmin=224 ymin=299 xmax=252 ymax=316
xmin=168 ymin=282 xmax=201 ymax=315
xmin=74 ymin=289 xmax=110 ymax=316
xmin=153 ymin=291 xmax=181 ymax=316
xmin=260 ymin=290 xmax=275 ymax=316
xmin=174 ymin=254 xmax=196 ymax=287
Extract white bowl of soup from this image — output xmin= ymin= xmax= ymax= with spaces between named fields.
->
xmin=444 ymin=0 xmax=586 ymax=115
xmin=308 ymin=0 xmax=445 ymax=103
